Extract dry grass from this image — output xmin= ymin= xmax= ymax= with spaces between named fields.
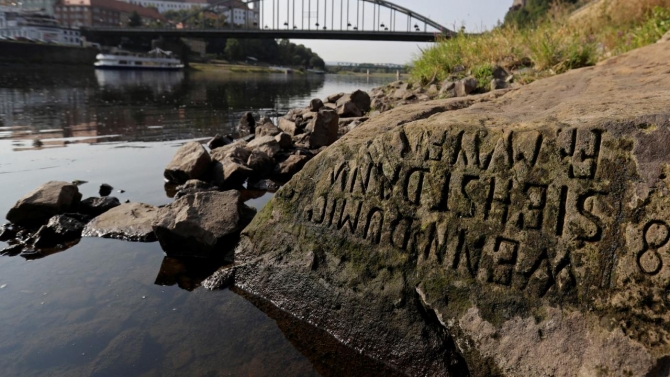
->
xmin=411 ymin=0 xmax=670 ymax=87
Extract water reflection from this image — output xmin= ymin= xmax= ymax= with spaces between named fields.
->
xmin=154 ymin=256 xmax=232 ymax=292
xmin=95 ymin=70 xmax=185 ymax=92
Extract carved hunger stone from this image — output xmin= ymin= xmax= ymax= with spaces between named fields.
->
xmin=233 ymin=42 xmax=670 ymax=376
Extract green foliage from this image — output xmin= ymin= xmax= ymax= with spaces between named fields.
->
xmin=471 ymin=64 xmax=495 ymax=89
xmin=218 ymin=38 xmax=324 ymax=69
xmin=505 ymin=0 xmax=579 ymax=27
xmin=411 ymin=1 xmax=670 ymax=90
xmin=224 ymin=39 xmax=243 ymax=60
xmin=128 ymin=11 xmax=142 ymax=27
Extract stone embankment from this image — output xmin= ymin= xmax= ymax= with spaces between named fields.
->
xmin=214 ymin=40 xmax=670 ymax=376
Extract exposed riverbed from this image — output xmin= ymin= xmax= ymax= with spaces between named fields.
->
xmin=0 ymin=67 xmax=395 ymax=376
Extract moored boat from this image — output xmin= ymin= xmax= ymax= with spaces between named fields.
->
xmin=94 ymin=48 xmax=184 ymax=70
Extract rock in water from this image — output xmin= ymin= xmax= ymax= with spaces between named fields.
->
xmin=164 ymin=142 xmax=212 ymax=184
xmin=33 ymin=215 xmax=85 ymax=248
xmin=82 ymin=202 xmax=158 ymax=242
xmin=232 ymin=43 xmax=670 ymax=376
xmin=99 ymin=183 xmax=113 ymax=197
xmin=152 ymin=191 xmax=256 ymax=259
xmin=79 ymin=196 xmax=121 ymax=217
xmin=6 ymin=181 xmax=82 ymax=227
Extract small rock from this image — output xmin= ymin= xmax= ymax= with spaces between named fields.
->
xmin=0 ymin=224 xmax=18 ymax=241
xmin=152 ymin=191 xmax=256 ymax=259
xmin=275 ymin=132 xmax=293 ymax=149
xmin=33 ymin=215 xmax=85 ymax=248
xmin=249 ymin=179 xmax=281 ymax=191
xmin=274 ymin=154 xmax=310 ymax=181
xmin=247 ymin=136 xmax=281 ymax=158
xmin=255 ymin=123 xmax=281 ymax=137
xmin=292 ymin=133 xmax=311 ymax=149
xmin=455 ymin=77 xmax=478 ymax=97
xmin=491 ymin=78 xmax=509 ymax=91
xmin=326 ymin=92 xmax=345 ymax=103
xmin=0 ymin=244 xmax=23 ymax=256
xmin=174 ymin=179 xmax=217 ymax=199
xmin=492 ymin=65 xmax=511 ymax=81
xmin=6 ymin=181 xmax=82 ymax=227
xmin=307 ymin=109 xmax=339 ymax=148
xmin=71 ymin=180 xmax=88 ymax=186
xmin=99 ymin=183 xmax=113 ymax=197
xmin=238 ymin=112 xmax=256 ymax=134
xmin=117 ymin=189 xmax=125 ymax=194
xmin=207 ymin=134 xmax=233 ymax=150
xmin=164 ymin=142 xmax=212 ymax=185
xmin=32 ymin=139 xmax=43 ymax=148
xmin=82 ymin=203 xmax=158 ymax=242
xmin=246 ymin=150 xmax=275 ymax=177
xmin=278 ymin=117 xmax=300 ymax=136
xmin=79 ymin=197 xmax=121 ymax=217
xmin=309 ymin=98 xmax=324 ymax=112
xmin=211 ymin=159 xmax=253 ymax=188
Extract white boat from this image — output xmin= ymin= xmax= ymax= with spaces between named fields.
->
xmin=94 ymin=48 xmax=184 ymax=70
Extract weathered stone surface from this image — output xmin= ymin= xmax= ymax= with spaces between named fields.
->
xmin=153 ymin=191 xmax=256 ymax=259
xmin=247 ymin=150 xmax=275 ymax=177
xmin=309 ymin=98 xmax=324 ymax=112
xmin=238 ymin=112 xmax=256 ymax=134
xmin=274 ymin=154 xmax=310 ymax=181
xmin=337 ymin=90 xmax=372 ymax=117
xmin=79 ymin=196 xmax=121 ymax=217
xmin=6 ymin=181 xmax=82 ymax=227
xmin=202 ymin=266 xmax=235 ymax=290
xmin=307 ymin=109 xmax=339 ymax=148
xmin=275 ymin=132 xmax=293 ymax=149
xmin=247 ymin=136 xmax=281 ymax=158
xmin=232 ymin=43 xmax=670 ymax=376
xmin=255 ymin=123 xmax=281 ymax=137
xmin=82 ymin=203 xmax=158 ymax=242
xmin=210 ymin=142 xmax=250 ymax=163
xmin=491 ymin=78 xmax=509 ymax=91
xmin=455 ymin=77 xmax=478 ymax=97
xmin=174 ymin=179 xmax=217 ymax=199
xmin=336 ymin=100 xmax=363 ymax=118
xmin=326 ymin=92 xmax=345 ymax=103
xmin=164 ymin=142 xmax=211 ymax=184
xmin=207 ymin=134 xmax=233 ymax=150
xmin=33 ymin=215 xmax=85 ymax=248
xmin=278 ymin=117 xmax=300 ymax=136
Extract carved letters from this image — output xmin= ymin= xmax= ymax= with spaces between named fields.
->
xmin=299 ymin=126 xmax=610 ymax=297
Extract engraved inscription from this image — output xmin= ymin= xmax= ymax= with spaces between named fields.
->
xmin=638 ymin=220 xmax=670 ymax=275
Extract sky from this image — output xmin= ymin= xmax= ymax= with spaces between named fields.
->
xmin=265 ymin=0 xmax=513 ymax=64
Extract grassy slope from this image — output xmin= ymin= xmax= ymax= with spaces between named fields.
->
xmin=411 ymin=0 xmax=670 ymax=88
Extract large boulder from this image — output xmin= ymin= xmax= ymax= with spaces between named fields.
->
xmin=307 ymin=108 xmax=339 ymax=148
xmin=6 ymin=181 xmax=82 ymax=227
xmin=82 ymin=202 xmax=158 ymax=242
xmin=164 ymin=142 xmax=211 ymax=184
xmin=255 ymin=123 xmax=281 ymax=138
xmin=278 ymin=117 xmax=301 ymax=136
xmin=238 ymin=112 xmax=256 ymax=134
xmin=152 ymin=191 xmax=256 ymax=259
xmin=230 ymin=43 xmax=670 ymax=376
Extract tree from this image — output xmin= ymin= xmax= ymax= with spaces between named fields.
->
xmin=309 ymin=56 xmax=325 ymax=70
xmin=128 ymin=11 xmax=142 ymax=27
xmin=224 ymin=38 xmax=244 ymax=60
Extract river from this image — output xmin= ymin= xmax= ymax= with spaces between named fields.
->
xmin=0 ymin=67 xmax=397 ymax=376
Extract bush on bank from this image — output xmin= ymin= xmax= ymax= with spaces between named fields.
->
xmin=411 ymin=0 xmax=670 ymax=89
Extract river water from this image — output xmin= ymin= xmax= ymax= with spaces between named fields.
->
xmin=0 ymin=67 xmax=397 ymax=376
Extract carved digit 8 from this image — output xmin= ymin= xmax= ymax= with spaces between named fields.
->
xmin=637 ymin=220 xmax=670 ymax=275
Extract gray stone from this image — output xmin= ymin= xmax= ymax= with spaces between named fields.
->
xmin=233 ymin=42 xmax=670 ymax=377
xmin=247 ymin=135 xmax=280 ymax=158
xmin=164 ymin=142 xmax=211 ymax=184
xmin=274 ymin=154 xmax=310 ymax=181
xmin=82 ymin=202 xmax=158 ymax=242
xmin=255 ymin=123 xmax=281 ymax=137
xmin=292 ymin=133 xmax=311 ymax=149
xmin=326 ymin=92 xmax=345 ymax=103
xmin=99 ymin=183 xmax=113 ymax=197
xmin=33 ymin=215 xmax=85 ymax=248
xmin=307 ymin=109 xmax=339 ymax=148
xmin=309 ymin=98 xmax=324 ymax=112
xmin=247 ymin=150 xmax=275 ymax=177
xmin=174 ymin=179 xmax=217 ymax=199
xmin=238 ymin=112 xmax=256 ymax=134
xmin=337 ymin=90 xmax=371 ymax=114
xmin=152 ymin=191 xmax=256 ymax=259
xmin=491 ymin=78 xmax=509 ymax=91
xmin=336 ymin=100 xmax=363 ymax=118
xmin=275 ymin=132 xmax=293 ymax=149
xmin=207 ymin=134 xmax=233 ymax=150
xmin=455 ymin=77 xmax=478 ymax=97
xmin=79 ymin=196 xmax=120 ymax=217
xmin=210 ymin=142 xmax=250 ymax=164
xmin=6 ymin=181 xmax=82 ymax=227
xmin=278 ymin=117 xmax=300 ymax=136
xmin=492 ymin=65 xmax=511 ymax=81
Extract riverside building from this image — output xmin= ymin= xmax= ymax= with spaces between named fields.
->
xmin=54 ymin=0 xmax=164 ymax=27
xmin=0 ymin=6 xmax=81 ymax=44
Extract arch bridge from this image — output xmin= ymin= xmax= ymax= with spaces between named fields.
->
xmin=81 ymin=0 xmax=454 ymax=42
